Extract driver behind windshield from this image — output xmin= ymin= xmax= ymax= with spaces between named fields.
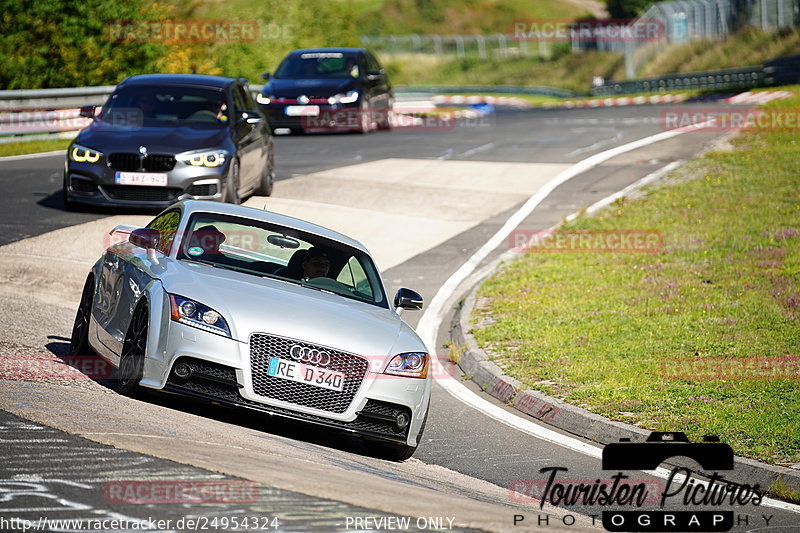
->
xmin=277 ymin=247 xmax=331 ymax=280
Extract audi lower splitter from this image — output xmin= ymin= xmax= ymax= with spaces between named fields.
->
xmin=69 ymin=200 xmax=430 ymax=460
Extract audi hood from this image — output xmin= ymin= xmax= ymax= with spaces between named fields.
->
xmin=157 ymin=259 xmax=425 ymax=358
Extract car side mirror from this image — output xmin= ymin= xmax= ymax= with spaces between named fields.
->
xmin=240 ymin=110 xmax=265 ymax=124
xmin=79 ymin=105 xmax=97 ymax=119
xmin=394 ymin=288 xmax=423 ymax=311
xmin=129 ymin=228 xmax=160 ymax=250
xmin=261 ymin=72 xmax=271 ymax=81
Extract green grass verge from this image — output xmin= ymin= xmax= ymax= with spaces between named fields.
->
xmin=385 ymin=52 xmax=625 ymax=94
xmin=0 ymin=138 xmax=70 ymax=157
xmin=471 ymin=87 xmax=800 ymax=466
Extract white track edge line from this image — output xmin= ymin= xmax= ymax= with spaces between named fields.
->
xmin=417 ymin=123 xmax=800 ymax=514
xmin=0 ymin=150 xmax=65 ymax=161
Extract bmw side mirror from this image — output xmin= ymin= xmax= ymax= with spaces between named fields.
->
xmin=79 ymin=105 xmax=97 ymax=119
xmin=240 ymin=111 xmax=265 ymax=125
xmin=129 ymin=228 xmax=159 ymax=250
xmin=394 ymin=288 xmax=423 ymax=311
xmin=261 ymin=72 xmax=271 ymax=81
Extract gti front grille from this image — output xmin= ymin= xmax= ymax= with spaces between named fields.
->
xmin=249 ymin=333 xmax=368 ymax=414
xmin=101 ymin=185 xmax=181 ymax=202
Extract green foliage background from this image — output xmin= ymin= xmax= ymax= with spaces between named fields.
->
xmin=0 ymin=0 xmax=168 ymax=89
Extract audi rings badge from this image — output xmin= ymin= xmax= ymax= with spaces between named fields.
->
xmin=289 ymin=345 xmax=331 ymax=366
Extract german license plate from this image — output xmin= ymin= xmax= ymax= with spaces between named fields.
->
xmin=267 ymin=357 xmax=344 ymax=392
xmin=285 ymin=105 xmax=320 ymax=117
xmin=115 ymin=172 xmax=168 ymax=186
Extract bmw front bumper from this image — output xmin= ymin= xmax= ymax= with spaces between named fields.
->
xmin=64 ymin=158 xmax=228 ymax=209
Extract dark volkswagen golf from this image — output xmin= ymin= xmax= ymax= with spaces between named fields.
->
xmin=257 ymin=48 xmax=393 ymax=133
xmin=64 ymin=74 xmax=275 ymax=210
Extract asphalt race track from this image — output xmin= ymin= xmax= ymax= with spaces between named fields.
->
xmin=1 ymin=104 xmax=798 ymax=532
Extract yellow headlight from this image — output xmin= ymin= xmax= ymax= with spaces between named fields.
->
xmin=187 ymin=152 xmax=226 ymax=167
xmin=71 ymin=145 xmax=102 ymax=163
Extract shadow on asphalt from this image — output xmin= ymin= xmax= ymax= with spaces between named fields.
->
xmin=45 ymin=339 xmax=383 ymax=461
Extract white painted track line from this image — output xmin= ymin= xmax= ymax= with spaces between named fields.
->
xmin=416 ymin=123 xmax=800 ymax=514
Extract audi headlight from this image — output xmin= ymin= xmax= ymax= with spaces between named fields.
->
xmin=181 ymin=149 xmax=228 ymax=168
xmin=169 ymin=294 xmax=231 ymax=337
xmin=384 ymin=352 xmax=428 ymax=378
xmin=70 ymin=144 xmax=103 ymax=163
xmin=328 ymin=90 xmax=359 ymax=105
xmin=256 ymin=94 xmax=272 ymax=104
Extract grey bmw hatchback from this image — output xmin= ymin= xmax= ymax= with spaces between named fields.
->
xmin=63 ymin=74 xmax=275 ymax=210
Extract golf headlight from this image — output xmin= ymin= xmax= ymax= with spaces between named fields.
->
xmin=256 ymin=94 xmax=271 ymax=104
xmin=70 ymin=144 xmax=103 ymax=163
xmin=385 ymin=352 xmax=428 ymax=378
xmin=169 ymin=294 xmax=231 ymax=337
xmin=182 ymin=149 xmax=227 ymax=168
xmin=328 ymin=90 xmax=359 ymax=105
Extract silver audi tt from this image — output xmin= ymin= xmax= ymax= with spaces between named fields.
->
xmin=69 ymin=200 xmax=430 ymax=460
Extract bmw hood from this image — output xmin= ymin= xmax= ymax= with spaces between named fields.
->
xmin=160 ymin=261 xmax=423 ymax=357
xmin=264 ymin=79 xmax=357 ymax=99
xmin=77 ymin=122 xmax=229 ymax=155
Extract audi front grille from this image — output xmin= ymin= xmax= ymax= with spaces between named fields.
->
xmin=249 ymin=333 xmax=368 ymax=414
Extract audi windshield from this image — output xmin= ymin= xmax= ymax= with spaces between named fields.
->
xmin=174 ymin=212 xmax=388 ymax=307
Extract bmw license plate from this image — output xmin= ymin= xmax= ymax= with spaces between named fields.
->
xmin=115 ymin=171 xmax=168 ymax=187
xmin=285 ymin=105 xmax=320 ymax=117
xmin=267 ymin=357 xmax=344 ymax=392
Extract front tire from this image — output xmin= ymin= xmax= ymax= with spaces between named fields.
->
xmin=225 ymin=160 xmax=241 ymax=205
xmin=356 ymin=100 xmax=372 ymax=134
xmin=117 ymin=301 xmax=148 ymax=397
xmin=254 ymin=152 xmax=275 ymax=196
xmin=69 ymin=275 xmax=95 ymax=356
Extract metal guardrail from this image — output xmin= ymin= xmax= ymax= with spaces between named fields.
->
xmin=591 ymin=65 xmax=765 ymax=95
xmin=396 ymin=85 xmax=578 ymax=98
xmin=591 ymin=52 xmax=800 ymax=95
xmin=0 ymin=85 xmax=269 ymax=143
xmin=0 ymin=84 xmax=571 ymax=143
xmin=0 ymin=57 xmax=795 ymax=144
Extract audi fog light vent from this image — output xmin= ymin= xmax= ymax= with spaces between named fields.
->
xmin=395 ymin=412 xmax=410 ymax=430
xmin=174 ymin=361 xmax=192 ymax=380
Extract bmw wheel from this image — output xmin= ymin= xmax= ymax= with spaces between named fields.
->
xmin=255 ymin=152 xmax=275 ymax=196
xmin=225 ymin=160 xmax=241 ymax=205
xmin=118 ymin=301 xmax=148 ymax=397
xmin=69 ymin=275 xmax=95 ymax=356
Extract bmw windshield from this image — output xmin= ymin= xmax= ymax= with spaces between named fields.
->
xmin=99 ymin=86 xmax=229 ymax=127
xmin=173 ymin=212 xmax=388 ymax=308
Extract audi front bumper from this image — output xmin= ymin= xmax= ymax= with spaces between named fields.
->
xmin=140 ymin=320 xmax=430 ymax=447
